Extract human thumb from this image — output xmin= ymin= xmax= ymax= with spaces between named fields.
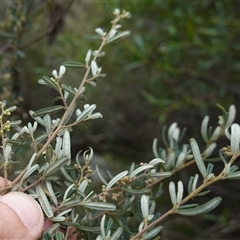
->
xmin=0 ymin=192 xmax=44 ymax=240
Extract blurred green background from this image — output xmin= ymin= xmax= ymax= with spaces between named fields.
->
xmin=1 ymin=0 xmax=240 ymax=239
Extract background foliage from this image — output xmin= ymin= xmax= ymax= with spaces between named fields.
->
xmin=1 ymin=1 xmax=240 ymax=239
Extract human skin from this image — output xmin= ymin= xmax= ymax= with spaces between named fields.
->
xmin=0 ymin=177 xmax=77 ymax=239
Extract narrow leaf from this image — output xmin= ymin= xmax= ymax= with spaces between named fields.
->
xmin=225 ymin=171 xmax=240 ymax=179
xmin=63 ymin=62 xmax=85 ymax=68
xmin=44 ymin=156 xmax=69 ymax=176
xmin=109 ymin=227 xmax=123 ymax=240
xmin=36 ymin=185 xmax=54 ymax=218
xmin=82 ymin=201 xmax=116 ymax=211
xmin=201 ymin=116 xmax=209 ymax=143
xmin=106 ymin=170 xmax=128 ymax=190
xmin=190 ymin=138 xmax=207 ymax=178
xmin=32 ymin=105 xmax=64 ymax=117
xmin=22 ymin=164 xmax=39 ymax=179
xmin=176 ymin=181 xmax=183 ymax=204
xmin=176 ymin=197 xmax=222 ymax=216
xmin=63 ymin=129 xmax=71 ymax=165
xmin=96 ymin=164 xmax=108 ymax=185
xmin=45 ymin=181 xmax=58 ymax=206
xmin=40 ymin=76 xmax=59 ymax=91
xmin=140 ymin=195 xmax=149 ymax=218
xmin=230 ymin=123 xmax=240 ymax=154
xmin=130 ymin=165 xmax=153 ymax=178
xmin=169 ymin=181 xmax=177 ymax=205
xmin=143 ymin=226 xmax=163 ymax=240
xmin=121 ymin=186 xmax=151 ymax=195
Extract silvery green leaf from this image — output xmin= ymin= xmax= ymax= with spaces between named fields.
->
xmin=29 ymin=110 xmax=46 ymax=126
xmin=106 ymin=170 xmax=128 ymax=190
xmin=100 ymin=214 xmax=106 ymax=239
xmin=152 ymin=138 xmax=160 ymax=158
xmin=63 ymin=129 xmax=71 ymax=165
xmin=9 ymin=120 xmax=22 ymax=127
xmin=3 ymin=144 xmax=12 ymax=162
xmin=89 ymin=112 xmax=103 ymax=119
xmin=140 ymin=195 xmax=149 ymax=218
xmin=33 ymin=133 xmax=48 ymax=145
xmin=22 ymin=164 xmax=39 ymax=179
xmin=55 ymin=137 xmax=62 ymax=154
xmin=83 ymin=147 xmax=94 ymax=162
xmin=129 ymin=165 xmax=153 ymax=178
xmin=82 ymin=201 xmax=116 ymax=211
xmin=11 ymin=133 xmax=20 ymax=140
xmin=204 ymin=143 xmax=217 ymax=158
xmin=85 ymin=49 xmax=92 ymax=64
xmin=219 ymin=149 xmax=227 ymax=164
xmin=187 ymin=176 xmax=194 ymax=194
xmin=209 ymin=126 xmax=221 ymax=142
xmin=96 ymin=236 xmax=103 ymax=240
xmin=143 ymin=226 xmax=163 ymax=240
xmin=56 ymin=208 xmax=72 ymax=217
xmin=39 ymin=162 xmax=49 ymax=174
xmin=225 ymin=105 xmax=236 ymax=127
xmin=78 ymin=179 xmax=88 ymax=193
xmin=46 ymin=223 xmax=60 ymax=234
xmin=121 ymin=186 xmax=151 ymax=195
xmin=230 ymin=165 xmax=239 ymax=173
xmin=91 ymin=60 xmax=98 ymax=76
xmin=206 ymin=163 xmax=214 ymax=176
xmin=138 ymin=221 xmax=144 ymax=232
xmin=61 ymin=199 xmax=81 ymax=208
xmin=64 ymin=102 xmax=76 ymax=124
xmin=6 ymin=138 xmax=22 ymax=145
xmin=225 ymin=125 xmax=231 ymax=140
xmin=178 ymin=203 xmax=199 ymax=209
xmin=62 ymin=84 xmax=77 ymax=96
xmin=225 ymin=171 xmax=240 ymax=179
xmin=32 ymin=105 xmax=64 ymax=117
xmin=36 ymin=185 xmax=54 ymax=218
xmin=26 ymin=152 xmax=37 ymax=170
xmin=76 ymin=104 xmax=97 ymax=122
xmin=196 ymin=190 xmax=211 ymax=196
xmin=50 ymin=216 xmax=65 ymax=222
xmin=165 ymin=151 xmax=175 ymax=170
xmin=5 ymin=105 xmax=17 ymax=112
xmin=63 ymin=183 xmax=75 ymax=201
xmin=230 ymin=123 xmax=240 ymax=154
xmin=169 ymin=181 xmax=177 ymax=205
xmin=55 ymin=231 xmax=64 ymax=240
xmin=40 ymin=76 xmax=59 ymax=91
xmin=148 ymin=158 xmax=165 ymax=166
xmin=168 ymin=122 xmax=177 ymax=140
xmin=44 ymin=156 xmax=69 ymax=176
xmin=105 ymin=30 xmax=131 ymax=43
xmin=149 ymin=200 xmax=156 ymax=215
xmin=63 ymin=61 xmax=85 ymax=68
xmin=109 ymin=227 xmax=123 ymax=240
xmin=176 ymin=181 xmax=183 ymax=204
xmin=190 ymin=138 xmax=207 ymax=178
xmin=95 ymin=27 xmax=106 ymax=36
xmin=201 ymin=116 xmax=209 ymax=143
xmin=175 ymin=151 xmax=187 ymax=168
xmin=176 ymin=197 xmax=222 ymax=216
xmin=45 ymin=181 xmax=58 ymax=206
xmin=60 ymin=167 xmax=75 ymax=183
xmin=96 ymin=164 xmax=108 ymax=185
xmin=148 ymin=171 xmax=171 ymax=178
xmin=192 ymin=174 xmax=199 ymax=192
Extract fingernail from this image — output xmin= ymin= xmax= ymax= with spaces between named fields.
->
xmin=0 ymin=192 xmax=44 ymax=228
